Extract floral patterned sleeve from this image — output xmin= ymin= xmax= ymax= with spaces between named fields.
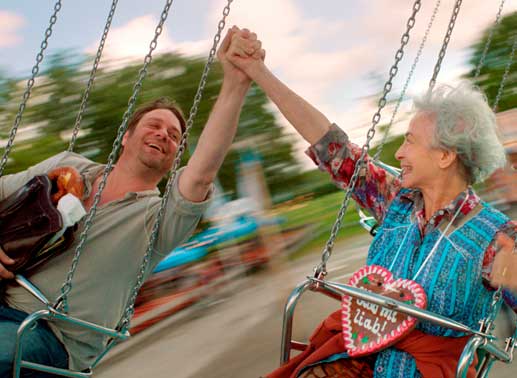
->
xmin=482 ymin=220 xmax=517 ymax=313
xmin=305 ymin=124 xmax=401 ymax=224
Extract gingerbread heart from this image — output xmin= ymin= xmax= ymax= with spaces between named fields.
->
xmin=341 ymin=265 xmax=427 ymax=357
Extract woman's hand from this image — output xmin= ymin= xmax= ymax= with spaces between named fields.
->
xmin=490 ymin=233 xmax=517 ymax=291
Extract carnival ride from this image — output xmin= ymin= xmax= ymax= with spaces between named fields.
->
xmin=2 ymin=0 xmax=516 ymax=377
xmin=130 ymin=211 xmax=283 ymax=335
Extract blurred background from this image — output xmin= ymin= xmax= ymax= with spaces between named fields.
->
xmin=1 ymin=1 xmax=516 ymax=377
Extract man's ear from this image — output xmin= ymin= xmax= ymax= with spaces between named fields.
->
xmin=122 ymin=131 xmax=128 ymax=147
xmin=438 ymin=148 xmax=457 ymax=169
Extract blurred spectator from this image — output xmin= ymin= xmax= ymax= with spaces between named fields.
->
xmin=488 ymin=109 xmax=517 ymax=218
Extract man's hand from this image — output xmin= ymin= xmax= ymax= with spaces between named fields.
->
xmin=224 ymin=26 xmax=265 ymax=81
xmin=179 ymin=27 xmax=258 ymax=202
xmin=0 ymin=248 xmax=15 ymax=279
xmin=490 ymin=233 xmax=517 ymax=291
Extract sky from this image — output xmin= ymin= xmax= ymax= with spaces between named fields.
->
xmin=1 ymin=0 xmax=516 ymax=168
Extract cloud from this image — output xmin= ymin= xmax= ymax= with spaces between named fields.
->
xmin=85 ymin=15 xmax=171 ymax=63
xmin=208 ymin=0 xmax=382 ymax=103
xmin=82 ymin=0 xmax=517 ymax=158
xmin=355 ymin=0 xmax=517 ymax=52
xmin=84 ymin=14 xmax=214 ymax=69
xmin=0 ymin=11 xmax=25 ymax=48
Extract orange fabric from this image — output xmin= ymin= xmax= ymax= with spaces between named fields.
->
xmin=266 ymin=310 xmax=477 ymax=378
xmin=396 ymin=329 xmax=477 ymax=378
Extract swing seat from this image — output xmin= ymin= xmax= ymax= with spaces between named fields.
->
xmin=279 ymin=276 xmax=516 ymax=378
xmin=12 ymin=275 xmax=130 ymax=378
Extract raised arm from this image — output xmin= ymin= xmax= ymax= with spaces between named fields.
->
xmin=226 ymin=28 xmax=401 ymax=222
xmin=178 ymin=28 xmax=255 ymax=202
xmin=226 ymin=28 xmax=331 ymax=145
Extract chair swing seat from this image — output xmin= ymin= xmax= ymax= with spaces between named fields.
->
xmin=280 ymin=275 xmax=516 ymax=378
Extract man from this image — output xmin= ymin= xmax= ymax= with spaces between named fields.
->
xmin=0 ymin=27 xmax=259 ymax=376
xmin=226 ymin=28 xmax=517 ymax=378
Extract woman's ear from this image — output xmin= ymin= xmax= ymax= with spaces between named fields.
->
xmin=438 ymin=148 xmax=457 ymax=169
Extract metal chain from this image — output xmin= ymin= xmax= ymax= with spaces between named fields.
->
xmin=0 ymin=0 xmax=63 ymax=177
xmin=492 ymin=32 xmax=517 ymax=112
xmin=118 ymin=0 xmax=234 ymax=332
xmin=373 ymin=0 xmax=442 ymax=161
xmin=474 ymin=0 xmax=506 ymax=79
xmin=55 ymin=0 xmax=175 ymax=312
xmin=68 ymin=0 xmax=118 ymax=152
xmin=314 ymin=0 xmax=422 ymax=278
xmin=482 ymin=287 xmax=503 ymax=333
xmin=428 ymin=0 xmax=463 ymax=91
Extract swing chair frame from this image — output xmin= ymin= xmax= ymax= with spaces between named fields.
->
xmin=278 ymin=0 xmax=517 ymax=377
xmin=6 ymin=0 xmax=235 ymax=376
xmin=13 ymin=275 xmax=130 ymax=377
xmin=280 ymin=276 xmax=517 ymax=377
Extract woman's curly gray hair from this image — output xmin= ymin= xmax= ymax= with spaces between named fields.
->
xmin=413 ymin=82 xmax=507 ymax=184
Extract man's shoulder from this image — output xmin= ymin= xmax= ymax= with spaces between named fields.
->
xmin=52 ymin=151 xmax=93 ymax=164
xmin=50 ymin=151 xmax=100 ymax=173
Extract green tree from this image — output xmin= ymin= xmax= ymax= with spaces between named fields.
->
xmin=464 ymin=12 xmax=517 ymax=111
xmin=0 ymin=52 xmax=302 ymax=198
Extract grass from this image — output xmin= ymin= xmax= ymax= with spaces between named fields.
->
xmin=272 ymin=191 xmax=370 ymax=259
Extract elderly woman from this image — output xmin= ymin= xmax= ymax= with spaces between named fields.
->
xmin=225 ymin=28 xmax=517 ymax=378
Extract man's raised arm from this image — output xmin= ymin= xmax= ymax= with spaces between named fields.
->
xmin=178 ymin=27 xmax=257 ymax=202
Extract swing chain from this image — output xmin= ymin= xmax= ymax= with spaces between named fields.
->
xmin=56 ymin=0 xmax=175 ymax=312
xmin=474 ymin=0 xmax=506 ymax=79
xmin=479 ymin=287 xmax=503 ymax=333
xmin=68 ymin=0 xmax=119 ymax=152
xmin=428 ymin=0 xmax=463 ymax=91
xmin=374 ymin=0 xmax=442 ymax=161
xmin=492 ymin=32 xmax=517 ymax=112
xmin=0 ymin=0 xmax=63 ymax=177
xmin=118 ymin=0 xmax=234 ymax=332
xmin=313 ymin=0 xmax=422 ymax=279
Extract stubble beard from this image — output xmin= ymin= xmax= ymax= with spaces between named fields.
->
xmin=138 ymin=151 xmax=173 ymax=178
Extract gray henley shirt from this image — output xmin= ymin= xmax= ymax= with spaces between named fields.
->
xmin=1 ymin=151 xmax=212 ymax=370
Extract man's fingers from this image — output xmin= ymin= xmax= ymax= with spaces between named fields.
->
xmin=229 ymin=37 xmax=261 ymax=57
xmin=0 ymin=263 xmax=14 ymax=280
xmin=218 ymin=28 xmax=234 ymax=56
xmin=0 ymin=249 xmax=15 ymax=265
xmin=229 ymin=44 xmax=250 ymax=58
xmin=240 ymin=28 xmax=251 ymax=38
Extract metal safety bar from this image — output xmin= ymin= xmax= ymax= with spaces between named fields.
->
xmin=280 ymin=277 xmax=516 ymax=377
xmin=12 ymin=276 xmax=130 ymax=378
